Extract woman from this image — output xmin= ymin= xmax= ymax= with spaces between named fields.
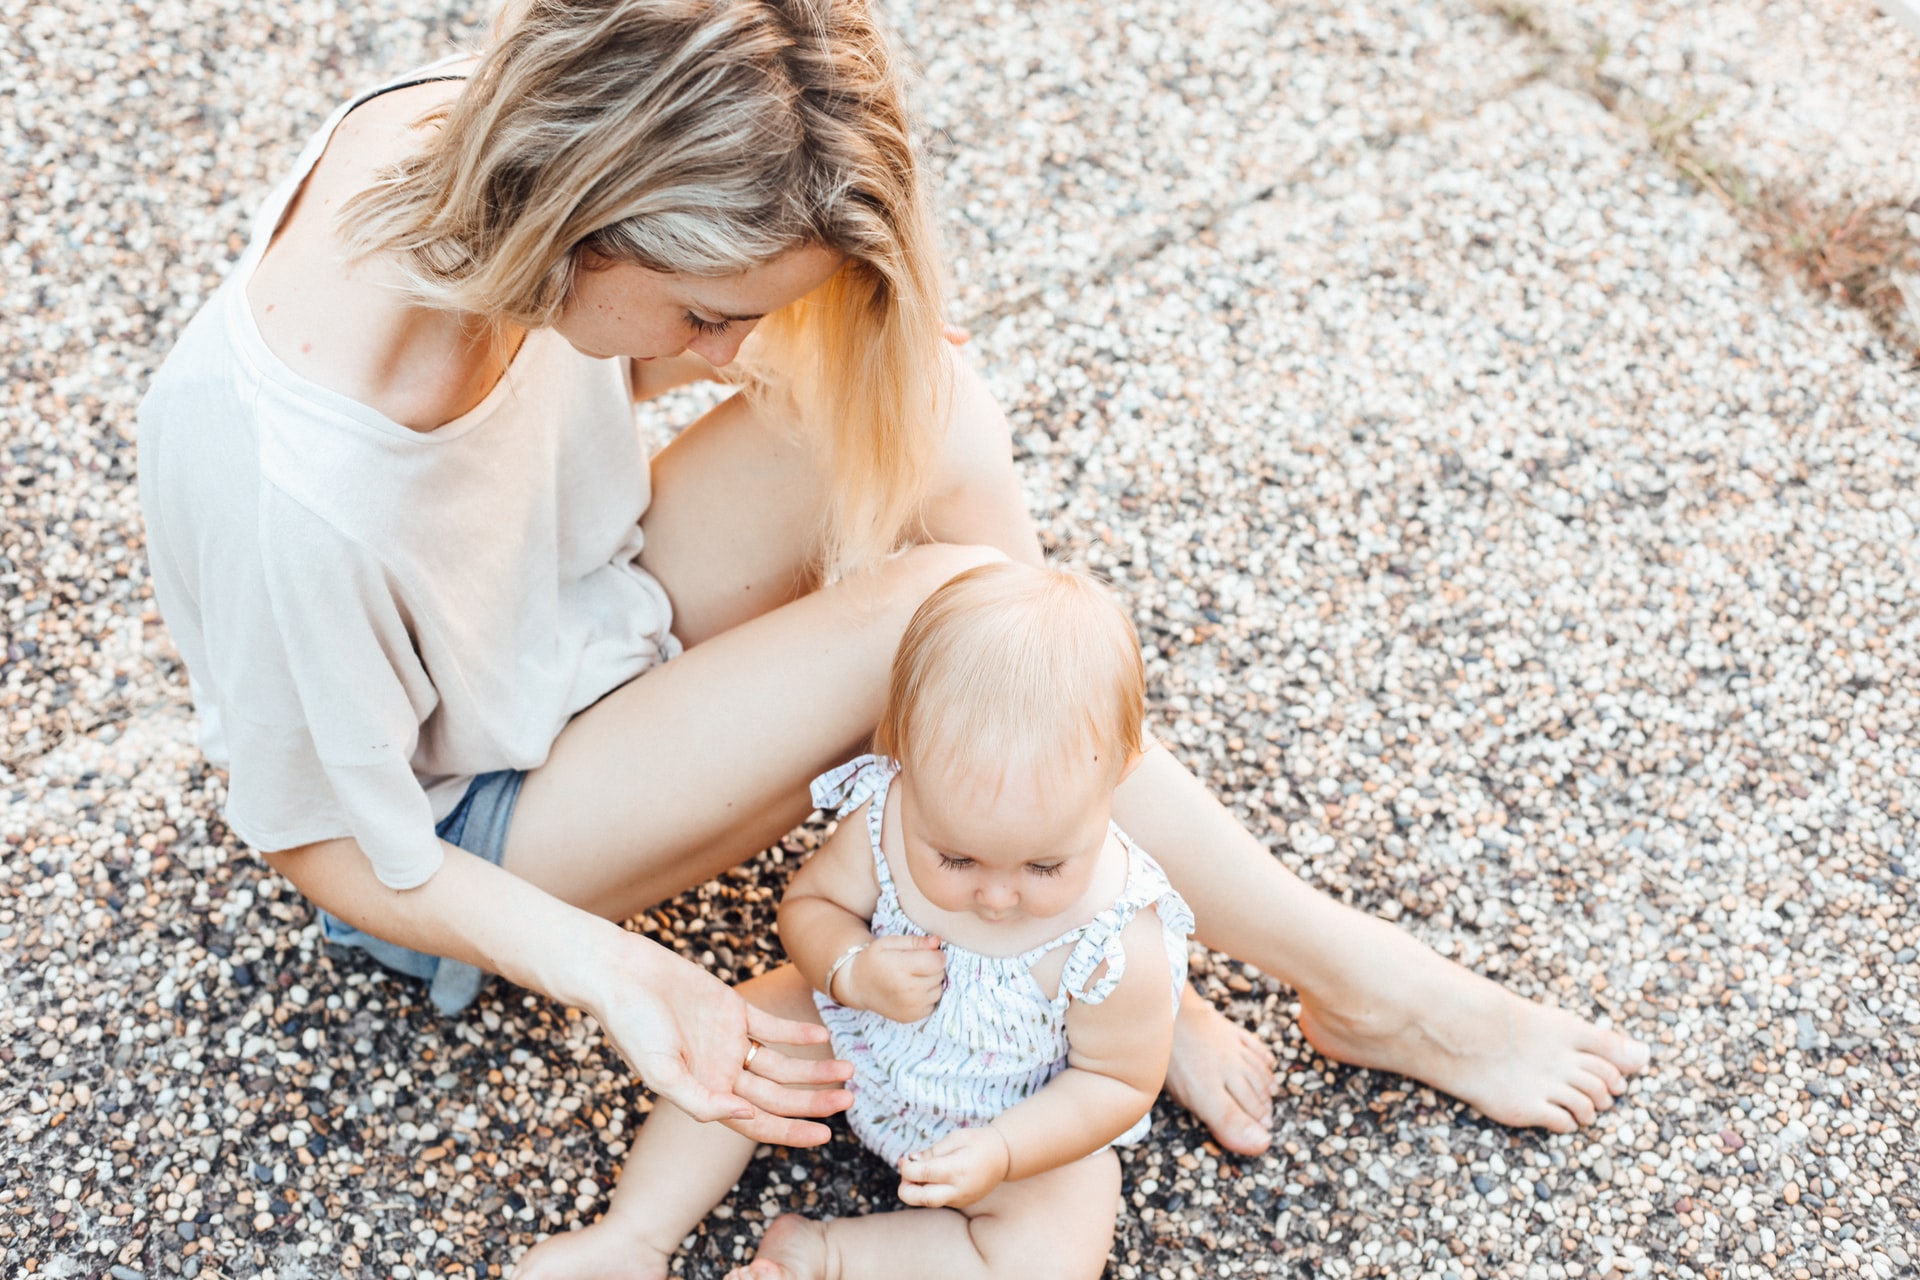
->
xmin=137 ymin=0 xmax=1648 ymax=1247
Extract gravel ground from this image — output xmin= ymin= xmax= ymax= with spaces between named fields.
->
xmin=4 ymin=0 xmax=1918 ymax=1278
xmin=1514 ymin=0 xmax=1920 ymax=210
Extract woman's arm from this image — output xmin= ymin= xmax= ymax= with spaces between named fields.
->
xmin=894 ymin=906 xmax=1175 ymax=1206
xmin=266 ymin=836 xmax=851 ymax=1144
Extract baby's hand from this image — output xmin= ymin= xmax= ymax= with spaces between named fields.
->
xmin=896 ymin=1125 xmax=1012 ymax=1208
xmin=840 ymin=934 xmax=945 ymax=1023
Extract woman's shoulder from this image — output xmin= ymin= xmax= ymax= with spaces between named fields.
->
xmin=247 ymin=71 xmax=496 ymax=432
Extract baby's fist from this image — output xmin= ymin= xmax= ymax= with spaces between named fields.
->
xmin=840 ymin=934 xmax=945 ymax=1023
xmin=897 ymin=1125 xmax=1012 ymax=1208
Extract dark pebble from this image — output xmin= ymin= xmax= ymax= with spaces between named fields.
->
xmin=1534 ymin=1181 xmax=1550 ymax=1201
xmin=232 ymin=964 xmax=254 ymax=988
xmin=252 ymin=1162 xmax=273 ymax=1182
xmin=1166 ymin=1194 xmax=1186 ymax=1211
xmin=1472 ymin=1175 xmax=1492 ymax=1194
xmin=177 ymin=1222 xmax=196 ymax=1241
xmin=183 ymin=1261 xmax=201 ymax=1279
xmin=309 ymin=1136 xmax=327 ymax=1158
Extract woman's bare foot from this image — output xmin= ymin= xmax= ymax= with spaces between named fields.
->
xmin=1296 ymin=918 xmax=1651 ymax=1134
xmin=726 ymin=1213 xmax=831 ymax=1280
xmin=1164 ymin=987 xmax=1277 ymax=1155
xmin=514 ymin=1219 xmax=673 ymax=1280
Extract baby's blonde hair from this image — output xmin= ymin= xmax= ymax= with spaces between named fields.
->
xmin=339 ymin=0 xmax=946 ymax=578
xmin=875 ymin=563 xmax=1146 ymax=784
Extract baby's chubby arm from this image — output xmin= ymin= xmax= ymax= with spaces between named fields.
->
xmin=777 ymin=802 xmax=946 ymax=1023
xmin=896 ymin=906 xmax=1175 ymax=1208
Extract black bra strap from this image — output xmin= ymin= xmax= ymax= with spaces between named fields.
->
xmin=350 ymin=72 xmax=468 ymax=113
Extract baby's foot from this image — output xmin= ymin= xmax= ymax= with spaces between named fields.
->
xmin=1297 ymin=916 xmax=1650 ymax=1133
xmin=514 ymin=1219 xmax=672 ymax=1280
xmin=726 ymin=1213 xmax=830 ymax=1280
xmin=1165 ymin=987 xmax=1277 ymax=1155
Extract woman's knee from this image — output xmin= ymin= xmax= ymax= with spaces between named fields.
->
xmin=920 ymin=353 xmax=1038 ymax=558
xmin=937 ymin=354 xmax=1019 ymax=494
xmin=885 ymin=541 xmax=1010 ymax=607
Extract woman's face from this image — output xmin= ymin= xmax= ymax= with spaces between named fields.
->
xmin=554 ymin=243 xmax=845 ymax=366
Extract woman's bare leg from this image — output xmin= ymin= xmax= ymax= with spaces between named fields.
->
xmin=516 ymin=965 xmax=832 ymax=1279
xmin=728 ymin=1151 xmax=1119 ymax=1280
xmin=1115 ymin=751 xmax=1650 ymax=1134
xmin=505 ymin=355 xmax=1642 ymax=1151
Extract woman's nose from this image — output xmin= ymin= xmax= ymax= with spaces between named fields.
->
xmin=687 ymin=325 xmax=751 ymax=368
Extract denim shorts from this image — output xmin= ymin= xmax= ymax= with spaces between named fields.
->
xmin=317 ymin=768 xmax=526 ymax=1015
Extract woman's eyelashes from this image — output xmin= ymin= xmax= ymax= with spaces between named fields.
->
xmin=686 ymin=313 xmax=732 ymax=337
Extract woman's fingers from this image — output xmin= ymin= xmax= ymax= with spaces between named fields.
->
xmin=732 ymin=1064 xmax=853 ymax=1118
xmin=644 ymin=1055 xmax=753 ymax=1125
xmin=726 ymin=1108 xmax=837 ymax=1149
xmin=742 ymin=1046 xmax=854 ymax=1088
xmin=744 ymin=1003 xmax=834 ymax=1048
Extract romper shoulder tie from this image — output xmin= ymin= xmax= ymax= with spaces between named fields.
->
xmin=811 ymin=754 xmax=904 ymax=899
xmin=810 ymin=754 xmax=899 ymax=818
xmin=1057 ymin=838 xmax=1195 ymax=1010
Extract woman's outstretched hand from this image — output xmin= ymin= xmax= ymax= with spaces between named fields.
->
xmin=589 ymin=933 xmax=852 ymax=1146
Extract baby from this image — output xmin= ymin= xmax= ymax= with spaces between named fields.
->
xmin=597 ymin=561 xmax=1192 ymax=1280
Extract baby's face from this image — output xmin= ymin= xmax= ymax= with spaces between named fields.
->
xmin=895 ymin=750 xmax=1117 ymax=927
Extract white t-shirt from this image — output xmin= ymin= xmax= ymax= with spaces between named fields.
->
xmin=137 ymin=68 xmax=679 ymax=890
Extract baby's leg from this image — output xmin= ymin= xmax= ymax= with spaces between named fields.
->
xmin=516 ymin=965 xmax=834 ymax=1280
xmin=731 ymin=1149 xmax=1120 ymax=1280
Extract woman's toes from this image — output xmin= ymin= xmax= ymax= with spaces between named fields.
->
xmin=1607 ymin=1032 xmax=1652 ymax=1074
xmin=1571 ymin=1069 xmax=1615 ymax=1114
xmin=1552 ymin=1085 xmax=1598 ymax=1128
xmin=1579 ymin=1052 xmax=1629 ymax=1097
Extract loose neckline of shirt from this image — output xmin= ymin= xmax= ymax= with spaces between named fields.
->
xmin=226 ymin=56 xmax=549 ymax=448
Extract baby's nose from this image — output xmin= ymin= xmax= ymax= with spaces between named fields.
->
xmin=979 ymin=881 xmax=1019 ymax=910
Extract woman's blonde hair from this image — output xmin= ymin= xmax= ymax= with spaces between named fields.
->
xmin=875 ymin=563 xmax=1146 ymax=784
xmin=341 ymin=0 xmax=947 ymax=575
